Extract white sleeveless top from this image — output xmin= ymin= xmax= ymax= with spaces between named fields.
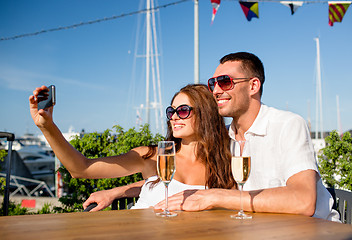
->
xmin=132 ymin=176 xmax=206 ymax=209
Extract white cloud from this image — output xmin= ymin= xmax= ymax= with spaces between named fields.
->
xmin=0 ymin=65 xmax=106 ymax=92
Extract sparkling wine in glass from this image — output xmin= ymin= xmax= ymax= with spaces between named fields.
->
xmin=156 ymin=141 xmax=177 ymax=217
xmin=231 ymin=140 xmax=252 ymax=219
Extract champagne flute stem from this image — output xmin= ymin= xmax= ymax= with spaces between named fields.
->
xmin=239 ymin=183 xmax=244 ymax=215
xmin=165 ymin=184 xmax=169 ymax=213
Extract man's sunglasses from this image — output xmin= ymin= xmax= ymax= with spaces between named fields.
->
xmin=208 ymin=75 xmax=251 ymax=92
xmin=166 ymin=104 xmax=193 ymax=120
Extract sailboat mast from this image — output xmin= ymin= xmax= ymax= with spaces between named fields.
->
xmin=194 ymin=0 xmax=199 ymax=84
xmin=151 ymin=0 xmax=165 ymax=135
xmin=314 ymin=37 xmax=323 ymax=139
xmin=140 ymin=0 xmax=165 ymax=134
xmin=146 ymin=0 xmax=151 ymax=125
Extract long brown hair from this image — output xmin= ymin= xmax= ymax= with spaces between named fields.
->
xmin=165 ymin=84 xmax=235 ymax=189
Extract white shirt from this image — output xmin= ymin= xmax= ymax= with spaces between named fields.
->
xmin=132 ymin=176 xmax=206 ymax=209
xmin=228 ymin=104 xmax=340 ymax=221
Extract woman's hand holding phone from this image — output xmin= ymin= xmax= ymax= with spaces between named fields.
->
xmin=29 ymin=85 xmax=56 ymax=129
xmin=37 ymin=85 xmax=56 ymax=110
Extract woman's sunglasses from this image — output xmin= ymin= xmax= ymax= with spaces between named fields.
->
xmin=208 ymin=75 xmax=251 ymax=92
xmin=166 ymin=104 xmax=193 ymax=120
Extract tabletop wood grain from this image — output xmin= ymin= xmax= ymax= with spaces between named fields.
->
xmin=0 ymin=209 xmax=351 ymax=240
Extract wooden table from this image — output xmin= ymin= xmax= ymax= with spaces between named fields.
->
xmin=1 ymin=209 xmax=351 ymax=240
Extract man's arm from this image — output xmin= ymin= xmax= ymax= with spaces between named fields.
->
xmin=83 ymin=180 xmax=144 ymax=212
xmin=155 ymin=169 xmax=317 ymax=216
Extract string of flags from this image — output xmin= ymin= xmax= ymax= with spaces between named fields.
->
xmin=210 ymin=0 xmax=351 ymax=26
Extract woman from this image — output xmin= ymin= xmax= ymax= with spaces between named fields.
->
xmin=29 ymin=84 xmax=235 ymax=209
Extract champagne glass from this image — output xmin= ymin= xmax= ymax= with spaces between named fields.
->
xmin=156 ymin=141 xmax=177 ymax=217
xmin=231 ymin=140 xmax=252 ymax=219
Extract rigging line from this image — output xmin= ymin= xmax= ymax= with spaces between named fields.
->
xmin=0 ymin=0 xmax=190 ymax=42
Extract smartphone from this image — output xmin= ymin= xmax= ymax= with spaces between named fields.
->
xmin=37 ymin=85 xmax=56 ymax=110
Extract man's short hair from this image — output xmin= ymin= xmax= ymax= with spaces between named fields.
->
xmin=220 ymin=52 xmax=265 ymax=96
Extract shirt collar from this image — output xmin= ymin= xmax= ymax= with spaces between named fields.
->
xmin=229 ymin=103 xmax=268 ymax=139
xmin=246 ymin=103 xmax=268 ymax=136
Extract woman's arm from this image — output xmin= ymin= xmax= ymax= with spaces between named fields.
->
xmin=29 ymin=86 xmax=153 ymax=179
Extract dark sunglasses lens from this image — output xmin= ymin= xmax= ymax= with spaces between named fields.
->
xmin=208 ymin=78 xmax=216 ymax=91
xmin=166 ymin=107 xmax=175 ymax=120
xmin=177 ymin=106 xmax=190 ymax=119
xmin=217 ymin=75 xmax=232 ymax=90
xmin=208 ymin=76 xmax=232 ymax=92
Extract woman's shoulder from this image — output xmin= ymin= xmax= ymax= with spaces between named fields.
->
xmin=131 ymin=145 xmax=157 ymax=160
xmin=132 ymin=145 xmax=152 ymax=153
xmin=132 ymin=145 xmax=149 ymax=152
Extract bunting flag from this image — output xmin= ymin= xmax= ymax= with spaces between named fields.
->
xmin=211 ymin=0 xmax=221 ymax=24
xmin=239 ymin=1 xmax=259 ymax=21
xmin=280 ymin=1 xmax=304 ymax=15
xmin=328 ymin=1 xmax=351 ymax=26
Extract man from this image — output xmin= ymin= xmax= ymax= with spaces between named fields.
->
xmin=154 ymin=52 xmax=338 ymax=220
xmin=85 ymin=52 xmax=338 ymax=221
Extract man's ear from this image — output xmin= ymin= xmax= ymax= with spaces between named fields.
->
xmin=249 ymin=77 xmax=261 ymax=96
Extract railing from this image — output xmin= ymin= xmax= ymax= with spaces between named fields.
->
xmin=327 ymin=187 xmax=352 ymax=224
xmin=111 ymin=197 xmax=138 ymax=210
xmin=0 ymin=173 xmax=54 ymax=197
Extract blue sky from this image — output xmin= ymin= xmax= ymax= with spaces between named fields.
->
xmin=0 ymin=0 xmax=351 ymax=138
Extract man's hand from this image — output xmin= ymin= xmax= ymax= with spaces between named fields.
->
xmin=154 ymin=170 xmax=318 ymax=216
xmin=83 ymin=189 xmax=116 ymax=212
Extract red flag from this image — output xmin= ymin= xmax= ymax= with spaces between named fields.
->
xmin=211 ymin=0 xmax=221 ymax=24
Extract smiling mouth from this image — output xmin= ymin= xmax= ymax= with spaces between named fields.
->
xmin=217 ymin=99 xmax=229 ymax=104
xmin=216 ymin=97 xmax=231 ymax=107
xmin=173 ymin=124 xmax=184 ymax=129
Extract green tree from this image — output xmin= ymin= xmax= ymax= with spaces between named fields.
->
xmin=57 ymin=124 xmax=163 ymax=212
xmin=318 ymin=130 xmax=352 ymax=191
